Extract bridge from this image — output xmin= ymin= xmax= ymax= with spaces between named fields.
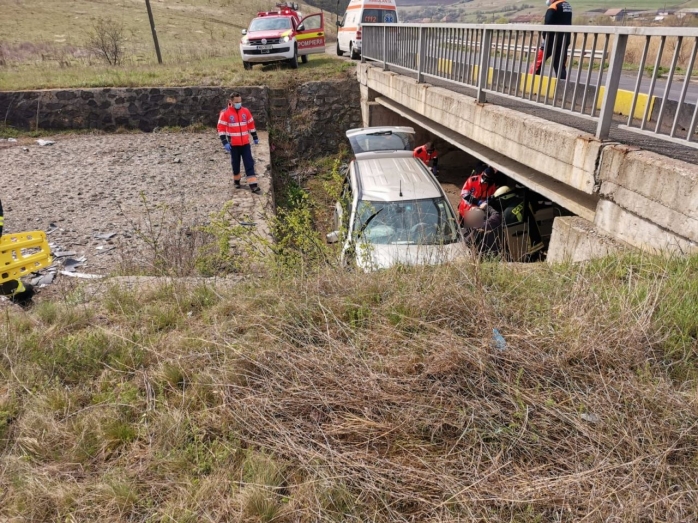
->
xmin=357 ymin=23 xmax=698 ymax=262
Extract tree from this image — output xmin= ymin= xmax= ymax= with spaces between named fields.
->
xmin=87 ymin=17 xmax=126 ymax=66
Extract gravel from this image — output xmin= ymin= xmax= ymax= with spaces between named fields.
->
xmin=0 ymin=131 xmax=272 ymax=280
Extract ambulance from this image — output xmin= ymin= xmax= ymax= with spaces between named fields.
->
xmin=240 ymin=2 xmax=326 ymax=69
xmin=336 ymin=0 xmax=398 ymax=59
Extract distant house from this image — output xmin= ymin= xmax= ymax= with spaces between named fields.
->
xmin=604 ymin=8 xmax=627 ymax=22
xmin=677 ymin=8 xmax=698 ymax=19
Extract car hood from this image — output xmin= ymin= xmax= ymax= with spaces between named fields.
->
xmin=355 ymin=241 xmax=470 ymax=271
xmin=246 ymin=30 xmax=290 ymax=40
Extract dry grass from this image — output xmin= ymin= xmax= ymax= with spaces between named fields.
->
xmin=0 ymin=0 xmax=344 ymax=90
xmin=1 ymin=253 xmax=697 ymax=521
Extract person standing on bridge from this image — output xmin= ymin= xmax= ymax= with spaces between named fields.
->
xmin=217 ymin=92 xmax=261 ymax=194
xmin=533 ymin=0 xmax=572 ymax=80
xmin=413 ymin=141 xmax=439 ymax=176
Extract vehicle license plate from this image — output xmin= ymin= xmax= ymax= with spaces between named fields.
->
xmin=257 ymin=45 xmax=273 ymax=50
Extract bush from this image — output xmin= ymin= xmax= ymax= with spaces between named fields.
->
xmin=86 ymin=17 xmax=126 ymax=66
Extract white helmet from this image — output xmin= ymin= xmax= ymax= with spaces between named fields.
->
xmin=494 ymin=186 xmax=513 ymax=198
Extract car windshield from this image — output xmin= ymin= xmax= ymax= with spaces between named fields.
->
xmin=249 ymin=17 xmax=292 ymax=31
xmin=347 ymin=130 xmax=414 ymax=153
xmin=355 ymin=198 xmax=459 ymax=245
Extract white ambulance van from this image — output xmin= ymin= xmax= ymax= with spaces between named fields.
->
xmin=336 ymin=0 xmax=398 ymax=59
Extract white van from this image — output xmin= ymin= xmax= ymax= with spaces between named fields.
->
xmin=336 ymin=0 xmax=398 ymax=59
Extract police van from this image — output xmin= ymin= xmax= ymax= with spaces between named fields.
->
xmin=336 ymin=0 xmax=398 ymax=59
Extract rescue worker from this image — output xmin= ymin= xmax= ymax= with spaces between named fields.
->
xmin=413 ymin=141 xmax=438 ymax=175
xmin=218 ymin=92 xmax=261 ymax=194
xmin=0 ymin=199 xmax=34 ymax=303
xmin=458 ymin=165 xmax=499 ymax=225
xmin=486 ymin=186 xmax=544 ymax=257
xmin=533 ymin=0 xmax=573 ymax=79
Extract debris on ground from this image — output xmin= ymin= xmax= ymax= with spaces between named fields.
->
xmin=63 ymin=257 xmax=87 ymax=272
xmin=59 ymin=271 xmax=105 ymax=279
xmin=492 ymin=328 xmax=507 ymax=351
xmin=580 ymin=413 xmax=600 ymax=424
xmin=94 ymin=232 xmax=117 ymax=240
xmin=36 ymin=139 xmax=56 ymax=146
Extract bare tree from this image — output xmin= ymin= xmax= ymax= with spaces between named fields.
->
xmin=87 ymin=17 xmax=126 ymax=66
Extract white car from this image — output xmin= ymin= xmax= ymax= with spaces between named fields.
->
xmin=327 ymin=127 xmax=468 ymax=271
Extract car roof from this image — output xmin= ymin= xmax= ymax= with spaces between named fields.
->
xmin=354 ymin=151 xmax=443 ymax=202
xmin=346 ymin=126 xmax=415 ymax=139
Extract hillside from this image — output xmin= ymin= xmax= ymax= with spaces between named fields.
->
xmin=305 ymin=0 xmax=350 ymax=15
xmin=399 ymin=0 xmax=698 ymax=23
xmin=0 ymin=0 xmax=349 ymax=90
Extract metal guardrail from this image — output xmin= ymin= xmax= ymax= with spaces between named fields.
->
xmin=362 ymin=23 xmax=698 ymax=147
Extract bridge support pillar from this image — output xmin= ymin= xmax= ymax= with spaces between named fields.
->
xmin=547 ymin=216 xmax=630 ymax=264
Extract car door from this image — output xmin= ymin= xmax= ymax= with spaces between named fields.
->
xmin=297 ymin=13 xmax=325 ymax=56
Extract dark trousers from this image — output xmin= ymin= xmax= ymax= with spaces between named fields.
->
xmin=536 ymin=33 xmax=570 ymax=79
xmin=230 ymin=143 xmax=255 ymax=181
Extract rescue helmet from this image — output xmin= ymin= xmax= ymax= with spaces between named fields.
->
xmin=494 ymin=185 xmax=512 ymax=198
xmin=464 ymin=207 xmax=486 ymax=228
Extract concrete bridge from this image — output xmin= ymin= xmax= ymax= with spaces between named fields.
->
xmin=358 ymin=23 xmax=698 ymax=262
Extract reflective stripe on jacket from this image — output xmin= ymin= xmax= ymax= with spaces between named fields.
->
xmin=217 ymin=106 xmax=256 ymax=146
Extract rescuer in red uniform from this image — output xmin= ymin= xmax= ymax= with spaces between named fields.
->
xmin=413 ymin=141 xmax=438 ymax=175
xmin=217 ymin=92 xmax=261 ymax=194
xmin=458 ymin=165 xmax=499 ymax=225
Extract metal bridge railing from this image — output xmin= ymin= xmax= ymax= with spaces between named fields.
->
xmin=362 ymin=23 xmax=698 ymax=148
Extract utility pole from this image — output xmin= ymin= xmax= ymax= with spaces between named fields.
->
xmin=145 ymin=0 xmax=163 ymax=64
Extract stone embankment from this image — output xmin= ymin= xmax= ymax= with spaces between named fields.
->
xmin=0 ymin=78 xmax=362 ymax=157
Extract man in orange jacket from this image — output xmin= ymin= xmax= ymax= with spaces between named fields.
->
xmin=217 ymin=92 xmax=261 ymax=194
xmin=413 ymin=141 xmax=438 ymax=175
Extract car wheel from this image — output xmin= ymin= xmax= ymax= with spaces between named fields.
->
xmin=350 ymin=42 xmax=360 ymax=60
xmin=336 ymin=41 xmax=344 ymax=56
xmin=243 ymin=61 xmax=252 ymax=70
xmin=289 ymin=46 xmax=298 ymax=69
xmin=301 ymin=54 xmax=308 ymax=64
